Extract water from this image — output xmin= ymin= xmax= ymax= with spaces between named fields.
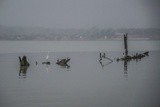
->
xmin=0 ymin=40 xmax=160 ymax=53
xmin=0 ymin=41 xmax=160 ymax=107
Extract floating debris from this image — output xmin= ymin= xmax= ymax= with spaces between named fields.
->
xmin=42 ymin=61 xmax=51 ymax=65
xmin=116 ymin=33 xmax=149 ymax=72
xmin=42 ymin=54 xmax=51 ymax=65
xmin=56 ymin=58 xmax=70 ymax=68
xmin=117 ymin=34 xmax=149 ymax=62
xmin=116 ymin=52 xmax=148 ymax=62
xmin=99 ymin=52 xmax=113 ymax=68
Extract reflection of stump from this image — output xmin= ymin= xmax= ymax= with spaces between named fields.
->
xmin=19 ymin=56 xmax=30 ymax=66
xmin=19 ymin=66 xmax=29 ymax=77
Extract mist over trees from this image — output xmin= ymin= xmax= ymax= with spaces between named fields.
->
xmin=0 ymin=25 xmax=160 ymax=40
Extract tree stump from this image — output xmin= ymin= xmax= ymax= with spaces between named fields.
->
xmin=19 ymin=56 xmax=30 ymax=66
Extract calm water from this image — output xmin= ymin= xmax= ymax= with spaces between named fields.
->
xmin=0 ymin=41 xmax=160 ymax=107
xmin=0 ymin=40 xmax=160 ymax=53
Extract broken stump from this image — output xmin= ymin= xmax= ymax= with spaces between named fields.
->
xmin=19 ymin=56 xmax=30 ymax=66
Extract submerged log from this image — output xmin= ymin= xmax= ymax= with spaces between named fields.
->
xmin=56 ymin=58 xmax=70 ymax=67
xmin=19 ymin=56 xmax=30 ymax=66
xmin=116 ymin=33 xmax=149 ymax=62
xmin=42 ymin=61 xmax=51 ymax=65
xmin=117 ymin=52 xmax=148 ymax=62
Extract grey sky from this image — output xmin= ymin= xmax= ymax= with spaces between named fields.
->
xmin=0 ymin=0 xmax=159 ymax=29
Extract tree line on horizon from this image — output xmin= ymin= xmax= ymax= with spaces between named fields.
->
xmin=0 ymin=25 xmax=159 ymax=40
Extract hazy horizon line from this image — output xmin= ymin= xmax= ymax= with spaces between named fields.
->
xmin=0 ymin=24 xmax=159 ymax=30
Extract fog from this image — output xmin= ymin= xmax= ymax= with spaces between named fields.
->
xmin=0 ymin=0 xmax=159 ymax=29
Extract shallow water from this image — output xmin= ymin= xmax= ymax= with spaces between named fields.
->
xmin=0 ymin=41 xmax=160 ymax=107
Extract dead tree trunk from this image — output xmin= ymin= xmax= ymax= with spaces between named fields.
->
xmin=124 ymin=33 xmax=128 ymax=56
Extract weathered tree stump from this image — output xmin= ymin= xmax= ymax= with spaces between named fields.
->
xmin=19 ymin=56 xmax=30 ymax=66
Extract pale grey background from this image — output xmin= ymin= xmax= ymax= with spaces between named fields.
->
xmin=0 ymin=0 xmax=159 ymax=29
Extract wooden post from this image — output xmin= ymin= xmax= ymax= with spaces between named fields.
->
xmin=124 ymin=33 xmax=128 ymax=56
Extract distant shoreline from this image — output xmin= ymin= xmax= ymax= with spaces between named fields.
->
xmin=0 ymin=25 xmax=160 ymax=40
